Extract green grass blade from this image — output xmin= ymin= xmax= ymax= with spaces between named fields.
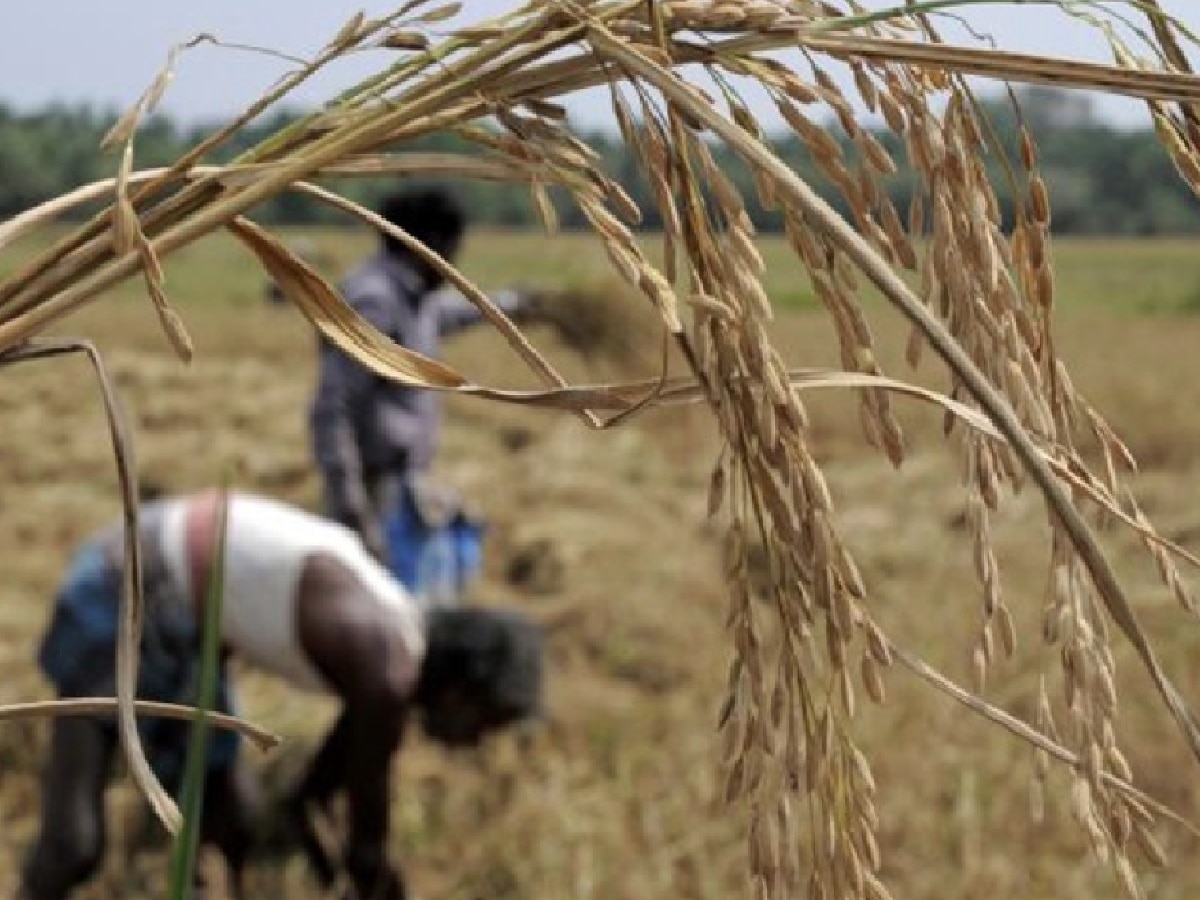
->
xmin=167 ymin=487 xmax=231 ymax=899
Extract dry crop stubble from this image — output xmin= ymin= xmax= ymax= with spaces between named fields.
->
xmin=4 ymin=1 xmax=1200 ymax=898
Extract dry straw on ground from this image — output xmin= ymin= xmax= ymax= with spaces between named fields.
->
xmin=3 ymin=1 xmax=1200 ymax=897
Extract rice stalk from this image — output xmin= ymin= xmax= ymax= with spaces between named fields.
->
xmin=0 ymin=698 xmax=278 ymax=750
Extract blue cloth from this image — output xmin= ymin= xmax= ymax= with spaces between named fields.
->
xmin=384 ymin=483 xmax=485 ymax=606
xmin=38 ymin=541 xmax=238 ymax=794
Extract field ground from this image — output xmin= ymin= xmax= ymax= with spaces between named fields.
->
xmin=1 ymin=229 xmax=1200 ymax=898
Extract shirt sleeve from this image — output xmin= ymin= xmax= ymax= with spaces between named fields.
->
xmin=433 ymin=286 xmax=525 ymax=336
xmin=310 ymin=289 xmax=395 ymax=525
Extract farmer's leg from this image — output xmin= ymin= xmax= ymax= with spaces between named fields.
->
xmin=199 ymin=756 xmax=263 ymax=900
xmin=19 ymin=715 xmax=117 ymax=900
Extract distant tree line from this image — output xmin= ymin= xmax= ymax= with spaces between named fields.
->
xmin=1 ymin=87 xmax=1197 ymax=235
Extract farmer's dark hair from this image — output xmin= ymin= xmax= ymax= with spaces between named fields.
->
xmin=417 ymin=606 xmax=544 ymax=725
xmin=378 ymin=186 xmax=467 ymax=261
xmin=138 ymin=478 xmax=167 ymax=503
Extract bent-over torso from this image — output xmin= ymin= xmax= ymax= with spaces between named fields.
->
xmin=98 ymin=493 xmax=427 ymax=694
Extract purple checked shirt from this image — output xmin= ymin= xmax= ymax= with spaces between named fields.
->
xmin=310 ymin=249 xmax=522 ymax=525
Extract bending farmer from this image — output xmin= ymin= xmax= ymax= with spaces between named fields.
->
xmin=16 ymin=489 xmax=543 ymax=900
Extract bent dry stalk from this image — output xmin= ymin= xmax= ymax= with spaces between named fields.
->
xmin=0 ymin=338 xmax=181 ymax=833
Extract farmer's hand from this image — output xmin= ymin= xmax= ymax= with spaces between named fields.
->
xmin=512 ymin=285 xmax=562 ymax=324
xmin=336 ymin=506 xmax=388 ymax=564
xmin=358 ymin=515 xmax=388 ymax=565
xmin=344 ymin=845 xmax=407 ymax=900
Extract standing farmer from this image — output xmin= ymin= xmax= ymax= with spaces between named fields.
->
xmin=310 ymin=186 xmax=553 ymax=602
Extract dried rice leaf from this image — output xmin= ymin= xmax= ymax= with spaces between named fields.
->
xmin=228 ymin=217 xmax=466 ymax=390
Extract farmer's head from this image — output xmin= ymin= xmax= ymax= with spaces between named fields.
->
xmin=378 ymin=186 xmax=467 ymax=291
xmin=415 ymin=606 xmax=544 ymax=747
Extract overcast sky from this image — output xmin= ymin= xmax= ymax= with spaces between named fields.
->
xmin=1 ymin=2 xmax=1193 ymax=132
